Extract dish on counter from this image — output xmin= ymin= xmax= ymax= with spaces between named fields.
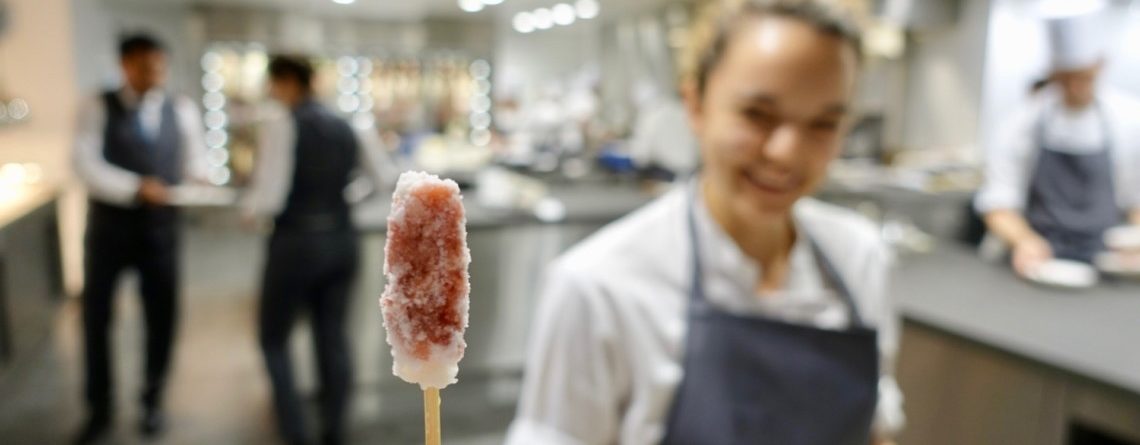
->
xmin=1024 ymin=259 xmax=1099 ymax=289
xmin=1094 ymin=251 xmax=1140 ymax=277
xmin=1104 ymin=225 xmax=1140 ymax=252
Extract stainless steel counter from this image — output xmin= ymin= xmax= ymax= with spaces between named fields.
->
xmin=894 ymin=244 xmax=1140 ymax=444
xmin=0 ymin=186 xmax=58 ymax=229
xmin=895 ymin=245 xmax=1140 ymax=396
xmin=0 ymin=185 xmax=62 ymax=375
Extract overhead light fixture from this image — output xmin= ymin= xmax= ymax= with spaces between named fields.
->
xmin=575 ymin=0 xmax=599 ymax=19
xmin=1036 ymin=0 xmax=1106 ymax=19
xmin=200 ymin=52 xmax=222 ymax=72
xmin=533 ymin=7 xmax=553 ymax=29
xmin=469 ymin=59 xmax=492 ymax=79
xmin=208 ymin=166 xmax=231 ymax=185
xmin=205 ymin=129 xmax=228 ymax=148
xmin=6 ymin=100 xmax=29 ymax=121
xmin=513 ymin=12 xmax=536 ymax=33
xmin=201 ymin=72 xmax=224 ymax=92
xmin=482 ymin=0 xmax=505 ymax=5
xmin=515 ymin=1 xmax=597 ymax=33
xmin=332 ymin=0 xmax=355 ymax=5
xmin=553 ymin=3 xmax=576 ymax=26
xmin=459 ymin=0 xmax=484 ymax=13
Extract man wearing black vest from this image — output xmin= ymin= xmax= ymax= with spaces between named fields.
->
xmin=72 ymin=34 xmax=207 ymax=444
xmin=243 ymin=55 xmax=390 ymax=445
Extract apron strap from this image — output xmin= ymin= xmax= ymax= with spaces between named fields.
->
xmin=685 ymin=183 xmax=709 ymax=305
xmin=1035 ymin=100 xmax=1114 ymax=156
xmin=808 ymin=239 xmax=868 ymax=328
xmin=686 ymin=183 xmax=868 ymax=328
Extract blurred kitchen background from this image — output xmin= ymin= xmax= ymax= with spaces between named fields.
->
xmin=0 ymin=0 xmax=1139 ymax=444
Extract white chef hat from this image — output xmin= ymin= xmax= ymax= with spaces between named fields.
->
xmin=1038 ymin=0 xmax=1110 ymax=71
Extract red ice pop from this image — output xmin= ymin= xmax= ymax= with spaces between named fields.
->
xmin=381 ymin=171 xmax=471 ymax=391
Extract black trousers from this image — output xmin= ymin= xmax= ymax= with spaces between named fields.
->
xmin=82 ymin=205 xmax=180 ymax=418
xmin=259 ymin=228 xmax=358 ymax=444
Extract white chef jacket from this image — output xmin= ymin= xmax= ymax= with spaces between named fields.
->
xmin=242 ymin=104 xmax=396 ymax=219
xmin=73 ymin=88 xmax=208 ymax=206
xmin=975 ymin=85 xmax=1140 ymax=214
xmin=506 ymin=183 xmax=905 ymax=445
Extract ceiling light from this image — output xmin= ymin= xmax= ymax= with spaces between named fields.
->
xmin=201 ymin=72 xmax=224 ymax=92
xmin=470 ymin=129 xmax=492 ymax=147
xmin=332 ymin=0 xmax=355 ymax=4
xmin=6 ymin=100 xmax=29 ymax=120
xmin=575 ymin=0 xmax=599 ymax=19
xmin=200 ymin=52 xmax=222 ymax=72
xmin=533 ymin=8 xmax=553 ymax=29
xmin=208 ymin=167 xmax=231 ymax=185
xmin=553 ymin=3 xmax=576 ymax=26
xmin=459 ymin=0 xmax=484 ymax=13
xmin=469 ymin=59 xmax=492 ymax=79
xmin=1036 ymin=0 xmax=1106 ymax=19
xmin=205 ymin=130 xmax=228 ymax=148
xmin=202 ymin=91 xmax=226 ymax=111
xmin=513 ymin=12 xmax=535 ymax=33
xmin=482 ymin=0 xmax=504 ymax=5
xmin=337 ymin=56 xmax=358 ymax=76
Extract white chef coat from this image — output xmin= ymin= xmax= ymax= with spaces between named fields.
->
xmin=73 ymin=88 xmax=209 ymax=206
xmin=506 ymin=183 xmax=905 ymax=445
xmin=242 ymin=104 xmax=397 ymax=219
xmin=975 ymin=85 xmax=1140 ymax=214
xmin=628 ymin=99 xmax=700 ymax=177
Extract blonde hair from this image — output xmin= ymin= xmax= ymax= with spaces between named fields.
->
xmin=682 ymin=0 xmax=866 ymax=96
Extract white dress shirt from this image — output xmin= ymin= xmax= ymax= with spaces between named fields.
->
xmin=976 ymin=85 xmax=1140 ymax=214
xmin=242 ymin=104 xmax=397 ymax=219
xmin=73 ymin=88 xmax=208 ymax=206
xmin=507 ymin=184 xmax=905 ymax=445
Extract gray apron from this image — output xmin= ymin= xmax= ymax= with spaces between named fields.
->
xmin=1024 ymin=103 xmax=1120 ymax=263
xmin=660 ymin=192 xmax=879 ymax=445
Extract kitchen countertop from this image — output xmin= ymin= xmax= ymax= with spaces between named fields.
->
xmin=894 ymin=244 xmax=1140 ymax=397
xmin=352 ymin=180 xmax=660 ymax=231
xmin=0 ymin=185 xmax=58 ymax=229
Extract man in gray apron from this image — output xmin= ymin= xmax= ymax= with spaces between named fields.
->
xmin=976 ymin=4 xmax=1140 ymax=274
xmin=1023 ymin=104 xmax=1119 ymax=263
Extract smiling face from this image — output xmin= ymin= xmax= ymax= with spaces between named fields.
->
xmin=688 ymin=14 xmax=858 ymax=220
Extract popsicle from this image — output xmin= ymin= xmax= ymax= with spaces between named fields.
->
xmin=380 ymin=171 xmax=470 ymax=445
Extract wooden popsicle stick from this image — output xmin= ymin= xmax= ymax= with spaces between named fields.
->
xmin=424 ymin=387 xmax=441 ymax=445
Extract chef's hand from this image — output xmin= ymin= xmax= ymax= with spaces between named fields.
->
xmin=1012 ymin=235 xmax=1053 ymax=277
xmin=137 ymin=177 xmax=170 ymax=206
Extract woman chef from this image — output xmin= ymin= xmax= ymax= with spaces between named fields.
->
xmin=506 ymin=1 xmax=903 ymax=444
xmin=976 ymin=1 xmax=1140 ymax=275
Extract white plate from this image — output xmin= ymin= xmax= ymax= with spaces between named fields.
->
xmin=1025 ymin=259 xmax=1099 ymax=289
xmin=1105 ymin=225 xmax=1140 ymax=251
xmin=1095 ymin=251 xmax=1140 ymax=276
